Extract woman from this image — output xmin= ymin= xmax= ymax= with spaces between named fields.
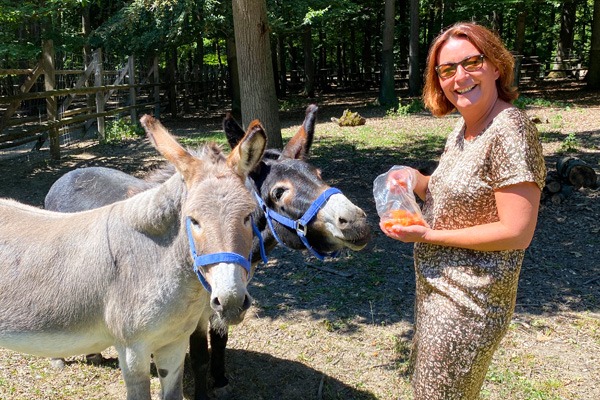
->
xmin=379 ymin=22 xmax=546 ymax=399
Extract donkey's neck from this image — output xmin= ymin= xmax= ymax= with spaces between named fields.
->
xmin=117 ymin=173 xmax=186 ymax=236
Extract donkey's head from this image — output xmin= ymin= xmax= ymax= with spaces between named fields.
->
xmin=141 ymin=115 xmax=266 ymax=326
xmin=223 ymin=105 xmax=371 ymax=259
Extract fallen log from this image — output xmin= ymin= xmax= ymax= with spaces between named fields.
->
xmin=556 ymin=156 xmax=598 ymax=189
xmin=541 ymin=170 xmax=576 ymax=205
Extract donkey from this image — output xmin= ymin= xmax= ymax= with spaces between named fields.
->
xmin=0 ymin=114 xmax=267 ymax=400
xmin=44 ymin=104 xmax=371 ymax=399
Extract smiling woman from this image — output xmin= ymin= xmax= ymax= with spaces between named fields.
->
xmin=379 ymin=22 xmax=546 ymax=400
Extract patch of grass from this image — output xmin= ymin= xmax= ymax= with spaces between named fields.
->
xmin=101 ymin=117 xmax=145 ymax=145
xmin=483 ymin=364 xmax=565 ymax=400
xmin=178 ymin=130 xmax=228 ymax=147
xmin=514 ymin=96 xmax=568 ymax=109
xmin=393 ymin=335 xmax=412 ymax=376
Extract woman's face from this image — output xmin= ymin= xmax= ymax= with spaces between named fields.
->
xmin=437 ymin=37 xmax=500 ymax=118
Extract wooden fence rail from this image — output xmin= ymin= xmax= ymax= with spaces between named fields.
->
xmin=0 ymin=40 xmax=160 ymax=159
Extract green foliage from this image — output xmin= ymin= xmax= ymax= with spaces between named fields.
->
xmin=386 ymin=99 xmax=424 ymax=117
xmin=101 ymin=117 xmax=144 ymax=145
xmin=559 ymin=132 xmax=579 ymax=152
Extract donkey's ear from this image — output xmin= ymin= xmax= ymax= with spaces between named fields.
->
xmin=140 ymin=114 xmax=200 ymax=182
xmin=281 ymin=104 xmax=317 ymax=160
xmin=223 ymin=112 xmax=246 ymax=150
xmin=227 ymin=119 xmax=267 ymax=178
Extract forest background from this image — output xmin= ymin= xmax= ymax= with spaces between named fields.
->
xmin=1 ymin=0 xmax=600 ymax=146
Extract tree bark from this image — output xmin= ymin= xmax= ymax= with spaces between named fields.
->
xmin=549 ymin=0 xmax=577 ymax=78
xmin=379 ymin=0 xmax=397 ymax=107
xmin=588 ymin=0 xmax=600 ymax=89
xmin=302 ymin=24 xmax=315 ymax=98
xmin=408 ymin=0 xmax=421 ymax=96
xmin=226 ymin=36 xmax=241 ymax=119
xmin=232 ymin=0 xmax=282 ymax=148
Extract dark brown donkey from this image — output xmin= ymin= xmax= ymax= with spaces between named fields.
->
xmin=44 ymin=105 xmax=371 ymax=399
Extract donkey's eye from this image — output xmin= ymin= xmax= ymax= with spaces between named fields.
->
xmin=189 ymin=217 xmax=201 ymax=229
xmin=244 ymin=214 xmax=251 ymax=224
xmin=272 ymin=187 xmax=287 ymax=201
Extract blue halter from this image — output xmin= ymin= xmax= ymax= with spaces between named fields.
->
xmin=253 ymin=187 xmax=342 ymax=260
xmin=186 ymin=217 xmax=265 ymax=292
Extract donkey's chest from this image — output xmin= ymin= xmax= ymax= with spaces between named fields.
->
xmin=104 ymin=278 xmax=208 ymax=337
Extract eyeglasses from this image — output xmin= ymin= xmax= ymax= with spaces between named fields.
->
xmin=435 ymin=54 xmax=485 ymax=79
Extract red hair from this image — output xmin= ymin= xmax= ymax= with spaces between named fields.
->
xmin=422 ymin=22 xmax=519 ymax=117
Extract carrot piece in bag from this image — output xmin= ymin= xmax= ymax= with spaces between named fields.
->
xmin=381 ymin=209 xmax=427 ymax=229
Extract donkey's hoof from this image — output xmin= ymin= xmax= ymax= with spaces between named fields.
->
xmin=50 ymin=358 xmax=66 ymax=370
xmin=85 ymin=353 xmax=103 ymax=365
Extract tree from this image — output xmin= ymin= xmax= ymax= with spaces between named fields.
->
xmin=232 ymin=0 xmax=282 ymax=148
xmin=378 ymin=0 xmax=398 ymax=107
xmin=589 ymin=0 xmax=600 ymax=88
xmin=548 ymin=0 xmax=578 ymax=78
xmin=408 ymin=0 xmax=421 ymax=96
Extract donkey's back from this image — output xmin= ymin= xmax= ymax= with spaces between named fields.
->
xmin=45 ymin=166 xmax=153 ymax=212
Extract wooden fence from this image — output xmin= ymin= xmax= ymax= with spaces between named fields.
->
xmin=0 ymin=40 xmax=161 ymax=159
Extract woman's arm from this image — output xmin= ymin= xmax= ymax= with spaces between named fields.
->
xmin=380 ymin=181 xmax=541 ymax=251
xmin=412 ymin=169 xmax=430 ymax=201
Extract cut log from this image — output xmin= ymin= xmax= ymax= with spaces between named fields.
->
xmin=545 ymin=172 xmax=562 ymax=193
xmin=556 ymin=157 xmax=598 ymax=189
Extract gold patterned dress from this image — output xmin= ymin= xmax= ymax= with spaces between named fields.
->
xmin=411 ymin=107 xmax=546 ymax=399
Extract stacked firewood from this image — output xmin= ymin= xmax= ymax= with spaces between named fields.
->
xmin=542 ymin=156 xmax=598 ymax=204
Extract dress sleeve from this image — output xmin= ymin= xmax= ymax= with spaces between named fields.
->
xmin=489 ymin=110 xmax=546 ymax=191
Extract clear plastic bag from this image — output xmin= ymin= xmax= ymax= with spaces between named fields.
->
xmin=373 ymin=166 xmax=427 ymax=229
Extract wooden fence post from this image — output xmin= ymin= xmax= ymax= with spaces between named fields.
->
xmin=42 ymin=39 xmax=60 ymax=159
xmin=94 ymin=48 xmax=105 ymax=141
xmin=128 ymin=55 xmax=137 ymax=123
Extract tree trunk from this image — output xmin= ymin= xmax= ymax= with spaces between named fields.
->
xmin=514 ymin=8 xmax=527 ymax=55
xmin=232 ymin=0 xmax=282 ymax=148
xmin=408 ymin=0 xmax=421 ymax=96
xmin=588 ymin=0 xmax=600 ymax=89
xmin=379 ymin=0 xmax=397 ymax=107
xmin=278 ymin=35 xmax=287 ymax=97
xmin=226 ymin=36 xmax=241 ymax=119
xmin=302 ymin=24 xmax=315 ymax=98
xmin=166 ymin=47 xmax=178 ymax=117
xmin=549 ymin=0 xmax=577 ymax=78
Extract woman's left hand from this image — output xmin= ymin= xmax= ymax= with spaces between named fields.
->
xmin=379 ymin=221 xmax=430 ymax=243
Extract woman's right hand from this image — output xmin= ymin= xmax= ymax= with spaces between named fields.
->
xmin=379 ymin=220 xmax=430 ymax=243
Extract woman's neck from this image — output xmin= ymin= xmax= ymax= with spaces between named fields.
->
xmin=463 ymin=98 xmax=510 ymax=140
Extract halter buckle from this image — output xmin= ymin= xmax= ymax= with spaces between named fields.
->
xmin=295 ymin=221 xmax=307 ymax=236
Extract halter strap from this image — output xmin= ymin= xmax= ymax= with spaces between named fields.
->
xmin=186 ymin=217 xmax=255 ymax=292
xmin=253 ymin=187 xmax=342 ymax=260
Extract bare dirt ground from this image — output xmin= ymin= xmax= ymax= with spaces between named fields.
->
xmin=0 ymin=81 xmax=598 ymax=399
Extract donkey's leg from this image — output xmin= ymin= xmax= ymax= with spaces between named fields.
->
xmin=115 ymin=344 xmax=153 ymax=400
xmin=153 ymin=338 xmax=188 ymax=400
xmin=209 ymin=327 xmax=230 ymax=391
xmin=189 ymin=325 xmax=210 ymax=400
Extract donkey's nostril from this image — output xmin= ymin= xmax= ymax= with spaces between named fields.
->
xmin=338 ymin=217 xmax=349 ymax=226
xmin=241 ymin=294 xmax=252 ymax=311
xmin=211 ymin=297 xmax=223 ymax=313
